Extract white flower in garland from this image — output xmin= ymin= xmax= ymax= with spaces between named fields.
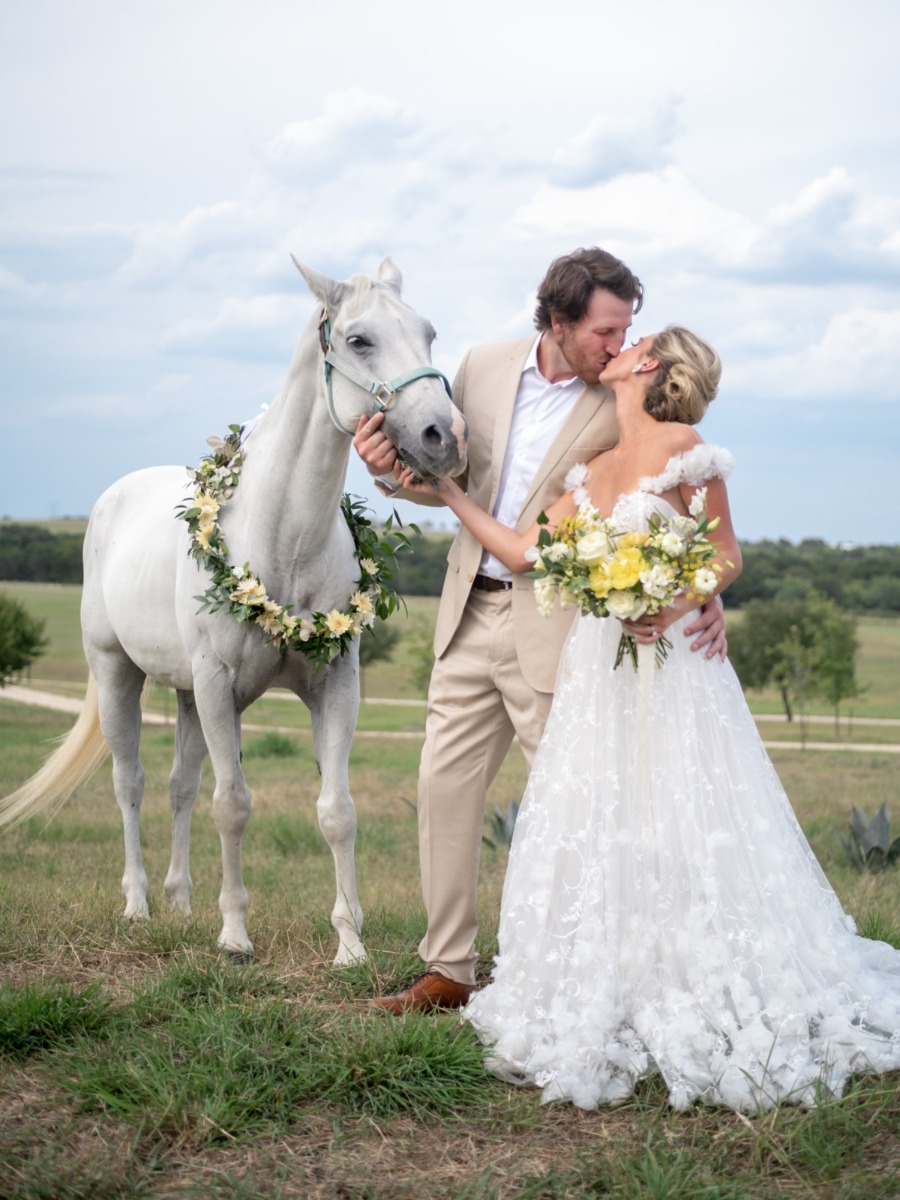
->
xmin=178 ymin=424 xmax=416 ymax=665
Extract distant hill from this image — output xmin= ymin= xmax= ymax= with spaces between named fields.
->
xmin=1 ymin=517 xmax=89 ymax=535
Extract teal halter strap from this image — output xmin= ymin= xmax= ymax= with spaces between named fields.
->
xmin=318 ymin=311 xmax=453 ymax=436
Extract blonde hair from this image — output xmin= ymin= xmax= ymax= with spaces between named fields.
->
xmin=643 ymin=326 xmax=721 ymax=425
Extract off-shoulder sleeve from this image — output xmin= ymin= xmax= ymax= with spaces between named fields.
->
xmin=564 ymin=463 xmax=591 ymax=507
xmin=639 ymin=444 xmax=735 ymax=494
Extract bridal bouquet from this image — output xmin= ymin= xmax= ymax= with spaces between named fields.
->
xmin=529 ymin=486 xmax=723 ymax=669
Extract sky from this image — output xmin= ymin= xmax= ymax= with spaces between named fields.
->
xmin=2 ymin=0 xmax=899 ymax=545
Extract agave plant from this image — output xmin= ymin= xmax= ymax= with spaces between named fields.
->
xmin=837 ymin=802 xmax=900 ymax=873
xmin=482 ymin=799 xmax=520 ymax=851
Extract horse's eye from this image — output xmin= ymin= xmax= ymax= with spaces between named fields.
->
xmin=346 ymin=335 xmax=372 ymax=353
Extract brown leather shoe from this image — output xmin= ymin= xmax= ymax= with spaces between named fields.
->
xmin=368 ymin=970 xmax=475 ymax=1015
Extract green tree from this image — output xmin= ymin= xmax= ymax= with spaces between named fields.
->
xmin=809 ymin=594 xmax=863 ymax=734
xmin=729 ymin=598 xmax=815 ymax=719
xmin=0 ymin=593 xmax=48 ymax=683
xmin=729 ymin=592 xmax=862 ymax=731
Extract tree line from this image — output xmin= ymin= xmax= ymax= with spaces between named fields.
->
xmin=2 ymin=522 xmax=900 ymax=614
xmin=0 ymin=524 xmax=883 ymax=725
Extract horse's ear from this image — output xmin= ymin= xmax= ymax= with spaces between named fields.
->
xmin=377 ymin=256 xmax=403 ymax=296
xmin=291 ymin=256 xmax=348 ymax=310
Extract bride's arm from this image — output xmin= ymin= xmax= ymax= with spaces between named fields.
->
xmin=396 ymin=468 xmax=578 ymax=574
xmin=683 ymin=474 xmax=742 ymax=596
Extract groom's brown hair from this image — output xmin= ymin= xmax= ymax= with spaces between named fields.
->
xmin=534 ymin=247 xmax=644 ymax=331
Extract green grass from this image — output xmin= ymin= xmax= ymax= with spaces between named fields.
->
xmin=0 ymin=703 xmax=899 ymax=1198
xmin=2 ymin=589 xmax=900 ymax=1197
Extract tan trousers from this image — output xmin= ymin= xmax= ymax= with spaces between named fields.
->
xmin=417 ymin=588 xmax=555 ymax=985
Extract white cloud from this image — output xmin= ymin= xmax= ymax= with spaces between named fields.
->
xmin=163 ymin=292 xmax=309 ymax=357
xmin=548 ymin=104 xmax=679 ymax=188
xmin=729 ymin=305 xmax=900 ymax=400
xmin=117 ymin=199 xmax=274 ymax=287
xmin=508 ymin=166 xmax=759 ymax=266
xmin=262 ymin=90 xmax=417 ymax=183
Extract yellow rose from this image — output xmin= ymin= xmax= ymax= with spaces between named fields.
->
xmin=617 ymin=530 xmax=649 ymax=550
xmin=608 ymin=547 xmax=644 ymax=589
xmin=588 ymin=561 xmax=612 ymax=598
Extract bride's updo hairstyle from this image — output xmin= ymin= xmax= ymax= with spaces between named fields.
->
xmin=643 ymin=326 xmax=721 ymax=425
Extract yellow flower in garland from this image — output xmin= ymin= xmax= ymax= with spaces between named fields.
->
xmin=195 ymin=521 xmax=216 ymax=551
xmin=609 ymin=546 xmax=645 ymax=589
xmin=195 ymin=493 xmax=220 ymax=524
xmin=231 ymin=576 xmax=267 ymax=606
xmin=324 ymin=609 xmax=354 ymax=637
xmin=257 ymin=600 xmax=286 ymax=637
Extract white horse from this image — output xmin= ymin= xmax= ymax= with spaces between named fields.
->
xmin=0 ymin=257 xmax=467 ymax=964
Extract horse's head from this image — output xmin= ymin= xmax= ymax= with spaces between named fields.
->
xmin=293 ymin=257 xmax=468 ymax=480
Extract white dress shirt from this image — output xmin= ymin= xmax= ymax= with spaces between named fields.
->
xmin=478 ymin=335 xmax=584 ymax=581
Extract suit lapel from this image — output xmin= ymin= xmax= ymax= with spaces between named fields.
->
xmin=520 ymin=383 xmax=614 ymax=514
xmin=486 ymin=338 xmax=533 ymax=512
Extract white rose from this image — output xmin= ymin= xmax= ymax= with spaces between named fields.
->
xmin=575 ymin=530 xmax=613 ymax=565
xmin=606 ymin=590 xmax=649 ymax=620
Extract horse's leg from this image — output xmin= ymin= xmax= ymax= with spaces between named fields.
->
xmin=163 ymin=690 xmax=208 ymax=914
xmin=306 ymin=663 xmax=366 ymax=966
xmin=92 ymin=656 xmax=150 ymax=919
xmin=192 ymin=667 xmax=254 ymax=954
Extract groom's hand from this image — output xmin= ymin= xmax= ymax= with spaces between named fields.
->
xmin=683 ymin=595 xmax=726 ymax=661
xmin=623 ymin=595 xmax=727 ymax=660
xmin=353 ymin=412 xmax=398 ymax=477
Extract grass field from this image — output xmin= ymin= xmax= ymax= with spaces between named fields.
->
xmin=1 ymin=582 xmax=900 ymax=1197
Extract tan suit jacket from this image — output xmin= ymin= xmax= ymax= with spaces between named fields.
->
xmin=433 ymin=336 xmax=619 ymax=693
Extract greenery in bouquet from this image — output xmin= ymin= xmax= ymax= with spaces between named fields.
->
xmin=528 ymin=486 xmax=725 ymax=669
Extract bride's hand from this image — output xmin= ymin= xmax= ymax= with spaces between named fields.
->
xmin=395 ymin=465 xmax=454 ymax=498
xmin=621 ymin=591 xmax=712 ymax=649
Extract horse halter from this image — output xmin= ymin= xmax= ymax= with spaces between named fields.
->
xmin=318 ymin=309 xmax=453 ymax=436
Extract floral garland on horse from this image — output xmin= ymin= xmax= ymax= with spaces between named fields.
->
xmin=178 ymin=425 xmax=414 ymax=666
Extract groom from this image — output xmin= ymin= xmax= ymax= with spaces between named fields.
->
xmin=354 ymin=247 xmax=725 ymax=1013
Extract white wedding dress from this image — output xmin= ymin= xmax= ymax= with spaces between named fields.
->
xmin=464 ymin=445 xmax=900 ymax=1112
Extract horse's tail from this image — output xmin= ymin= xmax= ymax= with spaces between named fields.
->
xmin=0 ymin=674 xmax=110 ymax=830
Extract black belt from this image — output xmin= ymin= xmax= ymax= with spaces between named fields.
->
xmin=472 ymin=573 xmax=513 ymax=592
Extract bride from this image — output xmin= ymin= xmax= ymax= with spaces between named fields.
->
xmin=397 ymin=326 xmax=900 ymax=1112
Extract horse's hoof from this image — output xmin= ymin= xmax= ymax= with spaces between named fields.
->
xmin=222 ymin=948 xmax=256 ymax=965
xmin=333 ymin=944 xmax=367 ymax=968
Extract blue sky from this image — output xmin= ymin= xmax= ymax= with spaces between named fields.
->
xmin=2 ymin=0 xmax=899 ymax=544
